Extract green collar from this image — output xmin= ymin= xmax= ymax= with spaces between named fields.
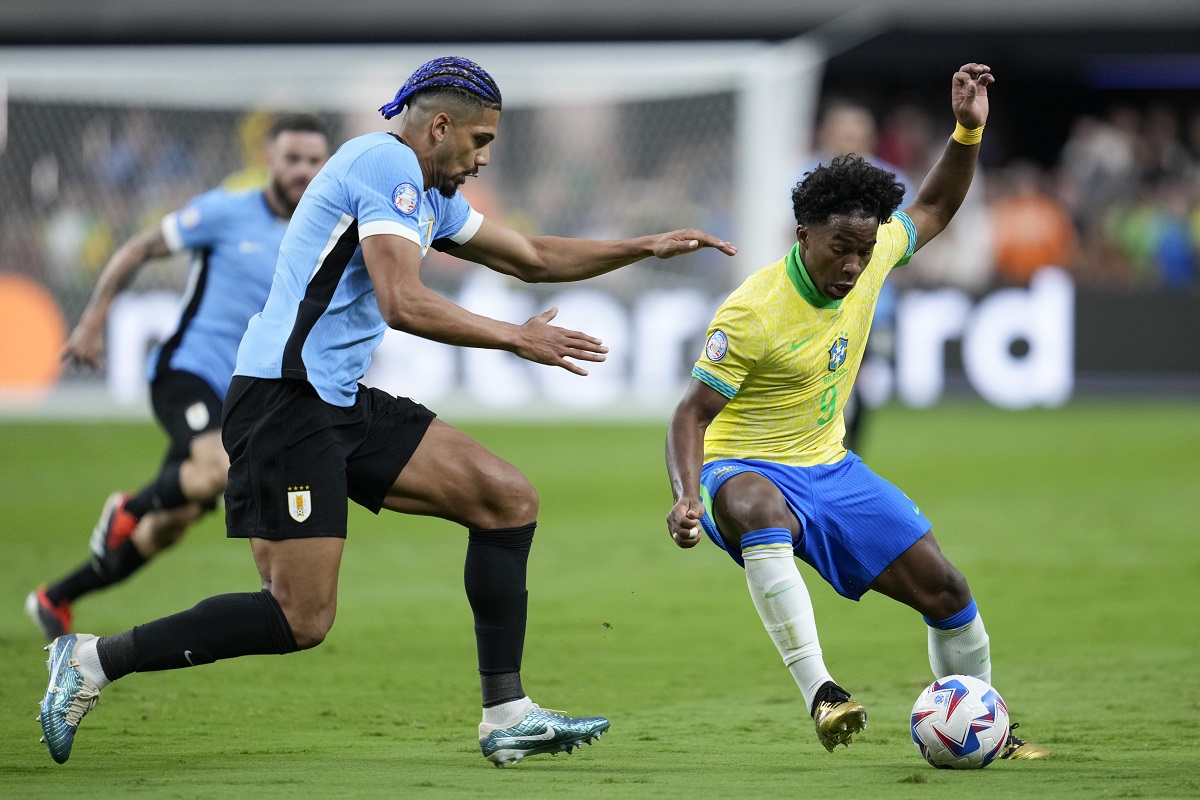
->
xmin=785 ymin=243 xmax=841 ymax=309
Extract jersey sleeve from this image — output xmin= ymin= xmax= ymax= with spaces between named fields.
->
xmin=161 ymin=189 xmax=232 ymax=253
xmin=883 ymin=210 xmax=918 ymax=269
xmin=430 ymin=192 xmax=483 ymax=251
xmin=690 ymin=300 xmax=767 ymax=400
xmin=343 ymin=142 xmax=423 ymax=247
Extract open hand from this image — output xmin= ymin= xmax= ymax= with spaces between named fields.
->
xmin=60 ymin=318 xmax=105 ymax=369
xmin=650 ymin=229 xmax=737 ymax=259
xmin=511 ymin=307 xmax=609 ymax=376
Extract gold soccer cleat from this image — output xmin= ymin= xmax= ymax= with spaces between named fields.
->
xmin=811 ymin=683 xmax=867 ymax=752
xmin=999 ymin=722 xmax=1051 ymax=760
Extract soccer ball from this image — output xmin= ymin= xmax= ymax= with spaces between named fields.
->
xmin=910 ymin=675 xmax=1010 ymax=769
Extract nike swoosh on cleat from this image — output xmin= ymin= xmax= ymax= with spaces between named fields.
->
xmin=183 ymin=650 xmax=196 ymax=666
xmin=764 ymin=584 xmax=797 ymax=599
xmin=490 ymin=723 xmax=559 ymax=747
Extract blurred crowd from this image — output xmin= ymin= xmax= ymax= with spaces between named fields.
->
xmin=815 ymin=98 xmax=1200 ymax=293
xmin=3 ymin=91 xmax=1197 ymax=320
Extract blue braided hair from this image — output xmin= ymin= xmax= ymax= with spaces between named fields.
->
xmin=379 ymin=56 xmax=502 ymax=120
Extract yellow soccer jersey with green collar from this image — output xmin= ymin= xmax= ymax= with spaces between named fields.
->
xmin=692 ymin=212 xmax=916 ymax=467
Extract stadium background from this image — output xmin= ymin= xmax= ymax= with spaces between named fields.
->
xmin=1 ymin=0 xmax=1198 ymax=417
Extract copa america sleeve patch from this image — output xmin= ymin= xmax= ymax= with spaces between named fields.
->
xmin=392 ymin=183 xmax=420 ymax=216
xmin=705 ymin=330 xmax=729 ymax=362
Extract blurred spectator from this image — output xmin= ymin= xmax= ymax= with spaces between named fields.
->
xmin=877 ymin=103 xmax=937 ymax=181
xmin=1058 ymin=113 xmax=1137 ymax=230
xmin=989 ymin=161 xmax=1079 ymax=286
xmin=221 ymin=110 xmax=275 ymax=190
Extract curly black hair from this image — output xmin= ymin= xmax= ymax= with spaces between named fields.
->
xmin=792 ymin=154 xmax=906 ymax=226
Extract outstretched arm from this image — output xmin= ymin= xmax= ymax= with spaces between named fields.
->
xmin=665 ymin=380 xmax=730 ymax=548
xmin=449 ymin=218 xmax=737 ymax=283
xmin=362 ymin=233 xmax=609 ymax=375
xmin=61 ymin=226 xmax=173 ymax=368
xmin=905 ymin=63 xmax=994 ymax=251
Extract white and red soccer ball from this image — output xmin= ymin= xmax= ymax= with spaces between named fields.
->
xmin=910 ymin=675 xmax=1010 ymax=769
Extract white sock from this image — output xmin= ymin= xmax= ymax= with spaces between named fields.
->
xmin=928 ymin=614 xmax=991 ymax=684
xmin=72 ymin=636 xmax=112 ymax=689
xmin=744 ymin=548 xmax=833 ymax=712
xmin=481 ymin=695 xmax=532 ymax=728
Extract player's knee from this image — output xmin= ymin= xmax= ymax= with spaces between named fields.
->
xmin=469 ymin=463 xmax=539 ymax=529
xmin=286 ymin=606 xmax=336 ymax=650
xmin=714 ymin=478 xmax=792 ymax=536
xmin=198 ymin=460 xmax=229 ymax=499
xmin=270 ymin=591 xmax=336 ymax=650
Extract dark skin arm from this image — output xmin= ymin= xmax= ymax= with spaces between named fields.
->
xmin=665 ymin=379 xmax=731 ymax=548
xmin=904 ymin=62 xmax=994 ymax=252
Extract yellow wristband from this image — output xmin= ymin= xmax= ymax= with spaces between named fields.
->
xmin=952 ymin=122 xmax=984 ymax=145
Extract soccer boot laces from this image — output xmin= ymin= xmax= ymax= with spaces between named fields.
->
xmin=999 ymin=722 xmax=1051 ymax=760
xmin=25 ymin=588 xmax=72 ymax=641
xmin=38 ymin=634 xmax=103 ymax=764
xmin=810 ymin=681 xmax=868 ymax=752
xmin=478 ymin=703 xmax=609 ymax=767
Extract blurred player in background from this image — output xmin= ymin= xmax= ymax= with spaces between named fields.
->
xmin=26 ymin=113 xmax=331 ymax=640
xmin=37 ymin=56 xmax=737 ymax=768
xmin=666 ymin=64 xmax=1049 ymax=759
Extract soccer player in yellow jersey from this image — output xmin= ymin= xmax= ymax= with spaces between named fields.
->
xmin=666 ymin=63 xmax=1049 ymax=760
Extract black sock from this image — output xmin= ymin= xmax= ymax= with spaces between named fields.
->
xmin=96 ymin=590 xmax=300 ymax=680
xmin=96 ymin=538 xmax=147 ymax=581
xmin=45 ymin=561 xmax=107 ymax=606
xmin=125 ymin=461 xmax=188 ymax=518
xmin=44 ymin=540 xmax=146 ymax=605
xmin=465 ymin=523 xmax=536 ymax=707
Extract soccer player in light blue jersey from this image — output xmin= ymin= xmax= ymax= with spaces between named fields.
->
xmin=37 ymin=56 xmax=738 ymax=768
xmin=27 ymin=114 xmax=330 ymax=640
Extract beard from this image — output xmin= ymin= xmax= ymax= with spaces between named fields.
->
xmin=271 ymin=177 xmax=306 ymax=214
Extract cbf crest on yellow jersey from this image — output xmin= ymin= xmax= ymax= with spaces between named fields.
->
xmin=692 ymin=212 xmax=916 ymax=467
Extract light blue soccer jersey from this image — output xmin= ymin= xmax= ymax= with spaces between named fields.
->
xmin=234 ymin=132 xmax=482 ymax=406
xmin=151 ymin=188 xmax=288 ymax=398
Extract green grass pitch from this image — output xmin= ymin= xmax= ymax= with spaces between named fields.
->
xmin=2 ymin=400 xmax=1198 ymax=798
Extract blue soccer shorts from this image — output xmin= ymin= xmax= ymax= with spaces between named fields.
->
xmin=698 ymin=452 xmax=932 ymax=600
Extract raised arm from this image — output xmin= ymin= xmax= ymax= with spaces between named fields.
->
xmin=361 ymin=233 xmax=608 ymax=375
xmin=665 ymin=379 xmax=730 ymax=548
xmin=904 ymin=63 xmax=994 ymax=252
xmin=61 ymin=226 xmax=173 ymax=368
xmin=449 ymin=218 xmax=737 ymax=283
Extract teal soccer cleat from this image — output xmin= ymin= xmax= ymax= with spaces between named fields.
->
xmin=479 ymin=704 xmax=609 ymax=767
xmin=39 ymin=634 xmax=103 ymax=764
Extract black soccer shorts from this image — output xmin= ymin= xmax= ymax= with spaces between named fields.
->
xmin=222 ymin=376 xmax=436 ymax=539
xmin=150 ymin=368 xmax=225 ymax=465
